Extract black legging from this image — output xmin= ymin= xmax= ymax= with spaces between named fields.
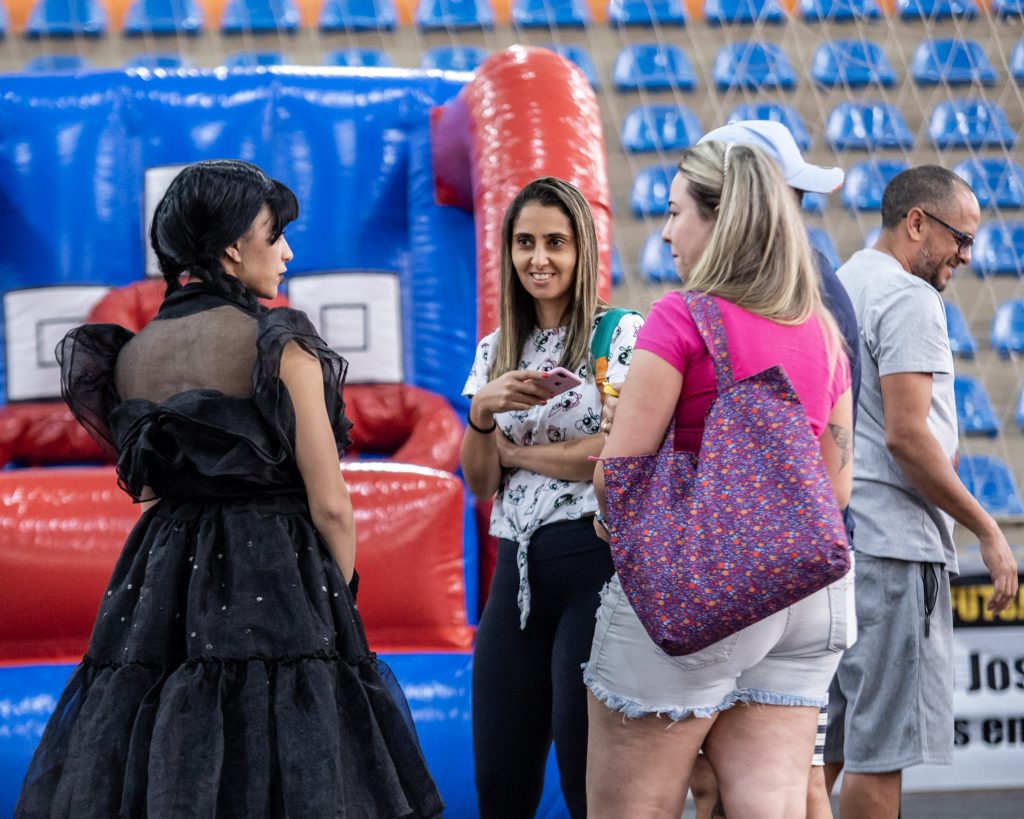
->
xmin=473 ymin=517 xmax=615 ymax=819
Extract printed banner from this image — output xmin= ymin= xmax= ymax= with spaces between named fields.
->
xmin=903 ymin=570 xmax=1024 ymax=792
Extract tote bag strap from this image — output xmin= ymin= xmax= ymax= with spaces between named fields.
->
xmin=681 ymin=291 xmax=735 ymax=390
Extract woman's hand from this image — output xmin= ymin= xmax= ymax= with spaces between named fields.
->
xmin=495 ymin=431 xmax=519 ymax=469
xmin=471 ymin=370 xmax=554 ymax=424
xmin=599 ymin=380 xmax=625 ymax=436
xmin=463 ymin=370 xmax=553 ymax=499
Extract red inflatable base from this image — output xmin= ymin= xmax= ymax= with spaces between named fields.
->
xmin=0 ymin=465 xmax=473 ymax=662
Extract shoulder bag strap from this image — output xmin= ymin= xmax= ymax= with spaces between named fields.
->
xmin=681 ymin=291 xmax=735 ymax=390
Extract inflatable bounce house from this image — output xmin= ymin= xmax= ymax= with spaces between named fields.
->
xmin=0 ymin=47 xmax=612 ymax=816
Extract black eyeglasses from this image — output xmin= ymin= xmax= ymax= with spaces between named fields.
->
xmin=918 ymin=210 xmax=975 ymax=255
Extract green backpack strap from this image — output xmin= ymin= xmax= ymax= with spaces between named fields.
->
xmin=591 ymin=308 xmax=641 ymax=387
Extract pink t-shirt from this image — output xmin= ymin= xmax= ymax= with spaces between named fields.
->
xmin=636 ymin=292 xmax=851 ymax=453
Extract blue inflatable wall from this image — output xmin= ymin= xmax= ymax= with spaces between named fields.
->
xmin=0 ymin=68 xmax=476 ymax=411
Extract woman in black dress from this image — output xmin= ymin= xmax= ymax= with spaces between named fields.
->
xmin=15 ymin=159 xmax=443 ymax=818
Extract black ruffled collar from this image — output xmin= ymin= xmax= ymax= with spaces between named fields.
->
xmin=157 ymin=282 xmax=264 ymax=319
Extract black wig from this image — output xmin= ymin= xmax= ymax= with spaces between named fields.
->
xmin=150 ymin=159 xmax=299 ymax=301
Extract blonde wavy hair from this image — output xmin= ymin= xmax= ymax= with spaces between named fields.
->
xmin=676 ymin=140 xmax=844 ymax=373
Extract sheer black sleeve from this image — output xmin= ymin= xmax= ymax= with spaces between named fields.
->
xmin=254 ymin=308 xmax=353 ymax=456
xmin=56 ymin=324 xmax=135 ymax=459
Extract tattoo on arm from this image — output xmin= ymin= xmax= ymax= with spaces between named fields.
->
xmin=828 ymin=423 xmax=852 ymax=470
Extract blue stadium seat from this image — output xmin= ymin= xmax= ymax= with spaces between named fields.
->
xmin=840 ymin=160 xmax=908 ymax=211
xmin=324 ymin=48 xmax=394 ymax=67
xmin=630 ymin=164 xmax=676 ymax=217
xmin=705 ymin=0 xmax=784 ymax=23
xmin=896 ymin=0 xmax=976 ymax=17
xmin=802 ymin=192 xmax=827 ymax=214
xmin=811 ymin=40 xmax=896 ymax=88
xmin=826 ymin=102 xmax=915 ymax=151
xmin=319 ymin=0 xmax=396 ymax=30
xmin=957 ymin=455 xmax=1024 ymax=517
xmin=221 ymin=0 xmax=299 ymax=32
xmin=1011 ymin=40 xmax=1024 ymax=83
xmin=613 ymin=43 xmax=697 ymax=91
xmin=620 ymin=104 xmax=702 ymax=153
xmin=124 ymin=0 xmax=204 ymax=34
xmin=807 ymin=227 xmax=840 ymax=271
xmin=513 ymin=0 xmax=589 ymax=26
xmin=992 ymin=0 xmax=1024 ymax=16
xmin=725 ymin=103 xmax=810 ymax=150
xmin=23 ymin=54 xmax=92 ymax=72
xmin=639 ymin=230 xmax=676 ymax=284
xmin=415 ymin=0 xmax=495 ymax=29
xmin=223 ymin=51 xmax=294 ymax=67
xmin=800 ymin=0 xmax=881 ymax=21
xmin=911 ymin=39 xmax=997 ymax=86
xmin=26 ymin=0 xmax=107 ymax=35
xmin=929 ymin=99 xmax=1016 ymax=150
xmin=954 ymin=375 xmax=1000 ymax=436
xmin=0 ymin=3 xmax=6 ymax=35
xmin=611 ymin=245 xmax=625 ymax=287
xmin=972 ymin=222 xmax=1024 ymax=276
xmin=125 ymin=53 xmax=194 ymax=70
xmin=953 ymin=158 xmax=1024 ymax=209
xmin=544 ymin=44 xmax=599 ymax=88
xmin=421 ymin=45 xmax=488 ymax=72
xmin=990 ymin=299 xmax=1024 ymax=356
xmin=713 ymin=42 xmax=797 ymax=91
xmin=1017 ymin=387 xmax=1024 ymax=430
xmin=944 ymin=302 xmax=977 ymax=358
xmin=608 ymin=0 xmax=686 ymax=25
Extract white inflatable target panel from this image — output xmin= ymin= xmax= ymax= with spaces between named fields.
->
xmin=286 ymin=273 xmax=403 ymax=384
xmin=3 ymin=286 xmax=111 ymax=402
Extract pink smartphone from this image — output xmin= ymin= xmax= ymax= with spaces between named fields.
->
xmin=530 ymin=366 xmax=583 ymax=396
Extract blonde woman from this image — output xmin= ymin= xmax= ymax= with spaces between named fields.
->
xmin=461 ymin=177 xmax=643 ymax=818
xmin=585 ymin=143 xmax=854 ymax=819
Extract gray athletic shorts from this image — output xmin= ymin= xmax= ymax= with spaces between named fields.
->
xmin=825 ymin=552 xmax=954 ymax=772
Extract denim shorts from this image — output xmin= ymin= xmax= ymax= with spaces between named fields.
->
xmin=583 ymin=561 xmax=856 ymax=721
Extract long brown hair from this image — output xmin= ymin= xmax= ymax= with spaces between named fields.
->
xmin=489 ymin=177 xmax=606 ymax=380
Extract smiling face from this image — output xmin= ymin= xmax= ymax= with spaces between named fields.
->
xmin=511 ymin=202 xmax=578 ymax=327
xmin=909 ymin=186 xmax=981 ymax=293
xmin=661 ymin=173 xmax=717 ymax=281
xmin=223 ymin=204 xmax=293 ymax=299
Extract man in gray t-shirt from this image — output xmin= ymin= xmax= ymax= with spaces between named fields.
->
xmin=824 ymin=166 xmax=1018 ymax=818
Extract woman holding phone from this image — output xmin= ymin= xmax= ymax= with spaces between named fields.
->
xmin=460 ymin=177 xmax=643 ymax=818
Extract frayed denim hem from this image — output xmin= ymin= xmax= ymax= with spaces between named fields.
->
xmin=583 ymin=664 xmax=826 ymax=722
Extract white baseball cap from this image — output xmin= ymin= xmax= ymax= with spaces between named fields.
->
xmin=697 ymin=120 xmax=844 ymax=194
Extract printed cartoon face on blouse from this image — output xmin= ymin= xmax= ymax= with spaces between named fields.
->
xmin=511 ymin=203 xmax=578 ymax=324
xmin=224 ymin=205 xmax=293 ymax=300
xmin=661 ymin=173 xmax=717 ymax=282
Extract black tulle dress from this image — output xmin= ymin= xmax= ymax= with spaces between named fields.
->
xmin=15 ymin=284 xmax=444 ymax=819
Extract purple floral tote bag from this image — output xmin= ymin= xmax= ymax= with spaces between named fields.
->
xmin=601 ymin=292 xmax=850 ymax=657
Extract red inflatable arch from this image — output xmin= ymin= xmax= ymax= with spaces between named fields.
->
xmin=434 ymin=46 xmax=613 ymax=340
